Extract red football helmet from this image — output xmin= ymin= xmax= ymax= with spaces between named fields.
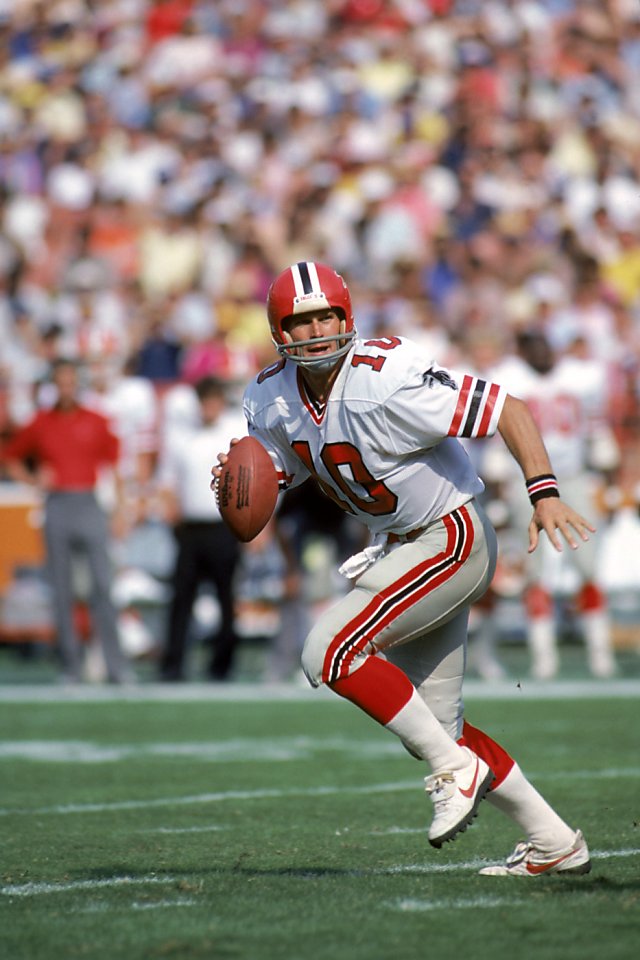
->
xmin=266 ymin=261 xmax=357 ymax=366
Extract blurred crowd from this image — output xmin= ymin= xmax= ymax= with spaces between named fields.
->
xmin=1 ymin=0 xmax=640 ymax=681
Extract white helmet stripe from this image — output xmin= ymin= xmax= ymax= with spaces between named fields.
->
xmin=291 ymin=261 xmax=323 ymax=299
xmin=306 ymin=261 xmax=321 ymax=292
xmin=291 ymin=263 xmax=306 ymax=299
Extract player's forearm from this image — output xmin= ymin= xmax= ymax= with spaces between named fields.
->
xmin=497 ymin=394 xmax=555 ymax=480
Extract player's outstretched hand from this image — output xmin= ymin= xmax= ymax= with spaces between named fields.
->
xmin=528 ymin=498 xmax=596 ymax=554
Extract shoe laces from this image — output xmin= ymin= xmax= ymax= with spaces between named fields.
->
xmin=424 ymin=773 xmax=456 ymax=803
xmin=506 ymin=840 xmax=534 ymax=867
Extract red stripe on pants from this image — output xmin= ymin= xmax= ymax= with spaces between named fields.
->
xmin=322 ymin=508 xmax=473 ymax=684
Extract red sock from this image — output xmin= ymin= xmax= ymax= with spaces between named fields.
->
xmin=458 ymin=720 xmax=515 ymax=789
xmin=577 ymin=581 xmax=606 ymax=613
xmin=331 ymin=661 xmax=517 ymax=785
xmin=329 ymin=655 xmax=414 ymax=726
xmin=525 ymin=584 xmax=553 ymax=618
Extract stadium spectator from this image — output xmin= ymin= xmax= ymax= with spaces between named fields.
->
xmin=130 ymin=300 xmax=183 ymax=384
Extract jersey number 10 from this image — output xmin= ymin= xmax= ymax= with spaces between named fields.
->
xmin=291 ymin=440 xmax=398 ymax=516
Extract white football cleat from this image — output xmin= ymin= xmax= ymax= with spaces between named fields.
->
xmin=479 ymin=829 xmax=591 ymax=877
xmin=425 ymin=747 xmax=494 ymax=848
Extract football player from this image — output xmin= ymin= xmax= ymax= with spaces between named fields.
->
xmin=489 ymin=330 xmax=618 ymax=679
xmin=212 ymin=262 xmax=592 ymax=876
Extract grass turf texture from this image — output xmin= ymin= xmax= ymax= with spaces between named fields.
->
xmin=1 ymin=692 xmax=639 ymax=960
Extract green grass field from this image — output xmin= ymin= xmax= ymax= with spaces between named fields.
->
xmin=1 ymin=680 xmax=639 ymax=960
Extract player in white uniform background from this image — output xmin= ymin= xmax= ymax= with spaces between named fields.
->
xmin=488 ymin=330 xmax=619 ymax=679
xmin=213 ymin=262 xmax=594 ymax=876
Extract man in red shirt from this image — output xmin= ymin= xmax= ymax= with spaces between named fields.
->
xmin=4 ymin=358 xmax=131 ymax=683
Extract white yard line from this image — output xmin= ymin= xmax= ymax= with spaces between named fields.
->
xmin=1 ymin=769 xmax=639 ymax=817
xmin=0 ymin=736 xmax=400 ymax=763
xmin=0 ymin=780 xmax=420 ymax=816
xmin=79 ymin=898 xmax=198 ymax=913
xmin=389 ymin=895 xmax=527 ymax=911
xmin=0 ymin=732 xmax=637 ymax=773
xmin=1 ymin=678 xmax=640 ymax=703
xmin=131 ymin=898 xmax=197 ymax=911
xmin=141 ymin=825 xmax=226 ymax=834
xmin=0 ymin=875 xmax=177 ymax=897
xmin=2 ymin=848 xmax=638 ymax=901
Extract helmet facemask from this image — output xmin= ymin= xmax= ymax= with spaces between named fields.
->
xmin=279 ymin=309 xmax=355 ymax=368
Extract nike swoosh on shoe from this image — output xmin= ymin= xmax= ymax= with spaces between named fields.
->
xmin=526 ymin=851 xmax=576 ymax=875
xmin=458 ymin=757 xmax=479 ymax=799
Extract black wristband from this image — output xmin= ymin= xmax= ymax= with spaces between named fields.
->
xmin=526 ymin=474 xmax=560 ymax=505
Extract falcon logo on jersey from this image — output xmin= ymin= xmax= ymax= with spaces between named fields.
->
xmin=423 ymin=367 xmax=458 ymax=390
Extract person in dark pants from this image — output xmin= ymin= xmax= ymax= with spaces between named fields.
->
xmin=3 ymin=358 xmax=131 ymax=683
xmin=157 ymin=376 xmax=246 ymax=680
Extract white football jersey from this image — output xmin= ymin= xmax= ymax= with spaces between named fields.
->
xmin=243 ymin=336 xmax=507 ymax=536
xmin=490 ymin=354 xmax=609 ymax=480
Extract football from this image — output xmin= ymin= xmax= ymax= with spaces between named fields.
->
xmin=216 ymin=435 xmax=279 ymax=542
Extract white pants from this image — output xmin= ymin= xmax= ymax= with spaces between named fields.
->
xmin=301 ymin=500 xmax=497 ymax=739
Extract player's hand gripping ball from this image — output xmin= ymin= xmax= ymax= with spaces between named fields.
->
xmin=215 ymin=436 xmax=278 ymax=542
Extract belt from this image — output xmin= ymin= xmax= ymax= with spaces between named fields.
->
xmin=387 ymin=525 xmax=427 ymax=545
